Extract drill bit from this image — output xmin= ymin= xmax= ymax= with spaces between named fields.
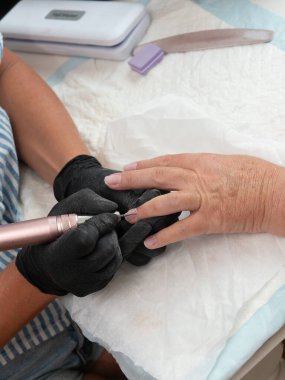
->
xmin=77 ymin=211 xmax=137 ymax=224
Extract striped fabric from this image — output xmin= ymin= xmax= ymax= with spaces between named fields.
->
xmin=0 ymin=35 xmax=71 ymax=367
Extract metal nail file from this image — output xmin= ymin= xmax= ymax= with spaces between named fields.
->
xmin=133 ymin=28 xmax=274 ymax=55
xmin=129 ymin=28 xmax=274 ymax=75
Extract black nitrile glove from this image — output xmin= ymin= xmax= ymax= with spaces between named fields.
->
xmin=53 ymin=155 xmax=179 ymax=266
xmin=16 ymin=189 xmax=122 ymax=296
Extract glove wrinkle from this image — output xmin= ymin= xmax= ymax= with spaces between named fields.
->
xmin=49 ymin=188 xmax=118 ymax=216
xmin=16 ymin=189 xmax=122 ymax=297
xmin=119 ymin=222 xmax=152 ymax=258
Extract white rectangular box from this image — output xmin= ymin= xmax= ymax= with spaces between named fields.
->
xmin=0 ymin=0 xmax=151 ymax=60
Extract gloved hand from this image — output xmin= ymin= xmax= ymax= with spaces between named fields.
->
xmin=15 ymin=189 xmax=122 ymax=296
xmin=53 ymin=155 xmax=179 ymax=266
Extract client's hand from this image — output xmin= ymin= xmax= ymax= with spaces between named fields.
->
xmin=15 ymin=189 xmax=122 ymax=297
xmin=104 ymin=153 xmax=285 ymax=248
xmin=53 ymin=155 xmax=178 ymax=266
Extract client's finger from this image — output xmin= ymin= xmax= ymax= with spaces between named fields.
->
xmin=124 ymin=153 xmax=202 ymax=171
xmin=104 ymin=167 xmax=195 ymax=191
xmin=143 ymin=213 xmax=206 ymax=249
xmin=125 ymin=191 xmax=201 ymax=224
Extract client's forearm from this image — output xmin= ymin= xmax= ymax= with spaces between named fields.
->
xmin=0 ymin=261 xmax=55 ymax=347
xmin=0 ymin=48 xmax=90 ymax=184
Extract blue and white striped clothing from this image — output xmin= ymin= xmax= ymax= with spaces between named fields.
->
xmin=0 ymin=34 xmax=72 ymax=367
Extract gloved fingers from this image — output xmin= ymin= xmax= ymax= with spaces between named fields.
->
xmin=71 ymin=277 xmax=114 ymax=297
xmin=126 ymin=251 xmax=152 ymax=266
xmin=84 ymin=231 xmax=122 ymax=271
xmin=50 ymin=213 xmax=119 ymax=259
xmin=119 ymin=221 xmax=152 ymax=258
xmin=148 ymin=212 xmax=180 ymax=233
xmin=15 ymin=246 xmax=69 ymax=296
xmin=118 ymin=222 xmax=166 ymax=256
xmin=53 ymin=155 xmax=103 ymax=201
xmin=131 ymin=242 xmax=166 ymax=258
xmin=116 ymin=220 xmax=166 ymax=265
xmin=135 ymin=189 xmax=161 ymax=207
xmin=116 ymin=219 xmax=132 ymax=238
xmin=85 ymin=213 xmax=119 ymax=236
xmin=126 ymin=243 xmax=165 ymax=266
xmin=77 ymin=248 xmax=121 ymax=290
xmin=73 ymin=235 xmax=122 ymax=295
xmin=92 ymin=245 xmax=122 ymax=279
xmin=49 ymin=188 xmax=118 ymax=216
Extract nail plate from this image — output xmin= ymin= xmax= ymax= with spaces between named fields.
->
xmin=144 ymin=235 xmax=157 ymax=249
xmin=124 ymin=209 xmax=138 ymax=223
xmin=104 ymin=173 xmax=122 ymax=186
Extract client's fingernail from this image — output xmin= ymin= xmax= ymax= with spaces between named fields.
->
xmin=124 ymin=162 xmax=137 ymax=171
xmin=104 ymin=173 xmax=122 ymax=187
xmin=124 ymin=209 xmax=138 ymax=224
xmin=144 ymin=235 xmax=157 ymax=249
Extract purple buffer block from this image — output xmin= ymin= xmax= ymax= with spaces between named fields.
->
xmin=128 ymin=43 xmax=165 ymax=75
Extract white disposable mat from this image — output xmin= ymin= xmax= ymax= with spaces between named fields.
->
xmin=18 ymin=1 xmax=285 ymax=379
xmin=62 ymin=96 xmax=285 ymax=380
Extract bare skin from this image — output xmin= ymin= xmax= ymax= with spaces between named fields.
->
xmin=104 ymin=153 xmax=285 ymax=249
xmin=0 ymin=48 xmax=89 ymax=183
xmin=0 ymin=49 xmax=123 ymax=379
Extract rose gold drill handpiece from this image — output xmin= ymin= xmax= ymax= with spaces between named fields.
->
xmin=0 ymin=211 xmax=137 ymax=251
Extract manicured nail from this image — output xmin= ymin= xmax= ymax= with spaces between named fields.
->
xmin=124 ymin=162 xmax=137 ymax=171
xmin=144 ymin=235 xmax=157 ymax=249
xmin=104 ymin=173 xmax=122 ymax=187
xmin=124 ymin=209 xmax=137 ymax=224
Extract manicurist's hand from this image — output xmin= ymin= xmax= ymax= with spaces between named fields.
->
xmin=16 ymin=189 xmax=122 ymax=297
xmin=104 ymin=153 xmax=285 ymax=248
